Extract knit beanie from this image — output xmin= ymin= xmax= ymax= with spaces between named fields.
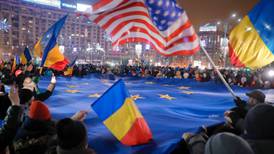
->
xmin=28 ymin=100 xmax=51 ymax=120
xmin=244 ymin=104 xmax=274 ymax=140
xmin=205 ymin=132 xmax=254 ymax=154
xmin=56 ymin=118 xmax=87 ymax=149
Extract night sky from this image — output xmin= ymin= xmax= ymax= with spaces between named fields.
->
xmin=178 ymin=0 xmax=259 ymax=28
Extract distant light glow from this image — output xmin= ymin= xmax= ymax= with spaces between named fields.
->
xmin=268 ymin=70 xmax=274 ymax=77
xmin=77 ymin=3 xmax=91 ymax=12
xmin=59 ymin=45 xmax=65 ymax=54
xmin=231 ymin=13 xmax=237 ymax=18
xmin=237 ymin=18 xmax=241 ymax=22
xmin=22 ymin=0 xmax=61 ymax=8
xmin=145 ymin=44 xmax=150 ymax=50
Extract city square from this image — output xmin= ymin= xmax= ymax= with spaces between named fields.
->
xmin=0 ymin=0 xmax=274 ymax=154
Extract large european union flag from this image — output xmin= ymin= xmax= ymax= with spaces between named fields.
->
xmin=39 ymin=75 xmax=258 ymax=153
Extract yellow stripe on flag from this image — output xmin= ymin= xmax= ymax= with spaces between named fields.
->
xmin=33 ymin=38 xmax=43 ymax=58
xmin=44 ymin=44 xmax=65 ymax=67
xmin=103 ymin=98 xmax=142 ymax=140
xmin=20 ymin=54 xmax=27 ymax=65
xmin=229 ymin=16 xmax=274 ymax=69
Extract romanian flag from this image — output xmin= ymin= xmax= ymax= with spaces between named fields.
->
xmin=11 ymin=56 xmax=18 ymax=73
xmin=64 ymin=56 xmax=77 ymax=76
xmin=34 ymin=15 xmax=69 ymax=71
xmin=20 ymin=47 xmax=32 ymax=65
xmin=92 ymin=79 xmax=152 ymax=146
xmin=229 ymin=0 xmax=274 ymax=69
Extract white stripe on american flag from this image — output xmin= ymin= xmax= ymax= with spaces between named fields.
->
xmin=89 ymin=0 xmax=199 ymax=56
xmin=113 ymin=33 xmax=199 ymax=54
xmin=92 ymin=0 xmax=127 ymax=13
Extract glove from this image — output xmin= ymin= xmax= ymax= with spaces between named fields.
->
xmin=234 ymin=96 xmax=246 ymax=108
xmin=225 ymin=111 xmax=240 ymax=127
xmin=50 ymin=75 xmax=56 ymax=84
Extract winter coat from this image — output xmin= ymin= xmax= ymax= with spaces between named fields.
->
xmin=246 ymin=139 xmax=274 ymax=154
xmin=13 ymin=117 xmax=56 ymax=154
xmin=0 ymin=106 xmax=22 ymax=151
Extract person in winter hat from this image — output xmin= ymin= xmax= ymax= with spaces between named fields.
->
xmin=243 ymin=104 xmax=274 ymax=154
xmin=55 ymin=117 xmax=95 ymax=154
xmin=205 ymin=132 xmax=254 ymax=154
xmin=13 ymin=100 xmax=56 ymax=154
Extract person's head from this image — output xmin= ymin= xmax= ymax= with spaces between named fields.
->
xmin=19 ymin=89 xmax=34 ymax=104
xmin=28 ymin=100 xmax=51 ymax=121
xmin=23 ymin=77 xmax=36 ymax=92
xmin=205 ymin=132 xmax=254 ymax=154
xmin=56 ymin=118 xmax=88 ymax=150
xmin=244 ymin=104 xmax=274 ymax=140
xmin=246 ymin=90 xmax=265 ymax=107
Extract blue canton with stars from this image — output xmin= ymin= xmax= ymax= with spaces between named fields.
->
xmin=145 ymin=0 xmax=184 ymax=31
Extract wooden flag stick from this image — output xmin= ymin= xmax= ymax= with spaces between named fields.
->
xmin=199 ymin=39 xmax=237 ymax=99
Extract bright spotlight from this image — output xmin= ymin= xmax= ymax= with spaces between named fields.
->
xmin=268 ymin=70 xmax=274 ymax=77
xmin=231 ymin=13 xmax=237 ymax=18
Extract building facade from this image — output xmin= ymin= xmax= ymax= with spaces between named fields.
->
xmin=0 ymin=0 xmax=112 ymax=63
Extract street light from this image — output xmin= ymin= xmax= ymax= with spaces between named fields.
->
xmin=231 ymin=13 xmax=237 ymax=18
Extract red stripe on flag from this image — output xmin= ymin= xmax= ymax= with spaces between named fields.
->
xmin=93 ymin=0 xmax=113 ymax=11
xmin=114 ymin=37 xmax=200 ymax=56
xmin=120 ymin=118 xmax=152 ymax=146
xmin=48 ymin=58 xmax=69 ymax=71
xmin=113 ymin=26 xmax=197 ymax=51
xmin=229 ymin=43 xmax=245 ymax=67
xmin=94 ymin=2 xmax=144 ymax=24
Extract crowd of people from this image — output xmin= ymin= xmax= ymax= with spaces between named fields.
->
xmin=0 ymin=60 xmax=274 ymax=154
xmin=171 ymin=90 xmax=274 ymax=154
xmin=69 ymin=64 xmax=274 ymax=89
xmin=0 ymin=61 xmax=95 ymax=154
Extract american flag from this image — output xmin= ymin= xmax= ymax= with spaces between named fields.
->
xmin=89 ymin=0 xmax=200 ymax=56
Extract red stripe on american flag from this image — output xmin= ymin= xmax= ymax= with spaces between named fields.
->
xmin=113 ymin=26 xmax=197 ymax=51
xmin=90 ymin=0 xmax=199 ymax=56
xmin=94 ymin=1 xmax=143 ymax=23
xmin=114 ymin=37 xmax=200 ymax=56
xmin=93 ymin=0 xmax=113 ymax=11
xmin=109 ymin=18 xmax=193 ymax=43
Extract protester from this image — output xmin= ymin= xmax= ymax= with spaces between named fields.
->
xmin=0 ymin=85 xmax=23 ymax=153
xmin=205 ymin=132 xmax=254 ymax=154
xmin=55 ymin=118 xmax=95 ymax=154
xmin=243 ymin=104 xmax=274 ymax=154
xmin=13 ymin=100 xmax=56 ymax=154
xmin=224 ymin=90 xmax=266 ymax=134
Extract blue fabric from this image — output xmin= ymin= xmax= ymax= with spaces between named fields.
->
xmin=248 ymin=0 xmax=274 ymax=54
xmin=40 ymin=75 xmax=251 ymax=154
xmin=92 ymin=79 xmax=129 ymax=121
xmin=15 ymin=55 xmax=20 ymax=65
xmin=23 ymin=47 xmax=32 ymax=62
xmin=0 ymin=120 xmax=3 ymax=128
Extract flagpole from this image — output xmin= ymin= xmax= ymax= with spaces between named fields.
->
xmin=199 ymin=39 xmax=237 ymax=99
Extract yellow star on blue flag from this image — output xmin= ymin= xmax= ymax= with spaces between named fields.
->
xmin=66 ymin=90 xmax=80 ymax=93
xmin=89 ymin=93 xmax=101 ymax=98
xmin=178 ymin=86 xmax=190 ymax=90
xmin=159 ymin=94 xmax=175 ymax=100
xmin=181 ymin=91 xmax=193 ymax=95
xmin=131 ymin=94 xmax=144 ymax=101
xmin=67 ymin=85 xmax=77 ymax=88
